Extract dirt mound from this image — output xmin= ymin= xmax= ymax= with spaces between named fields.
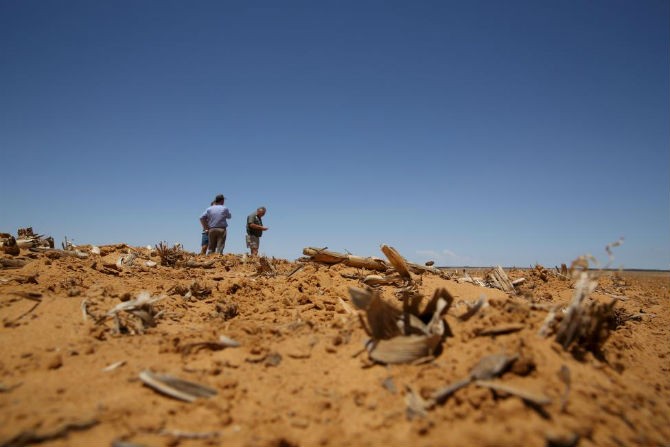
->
xmin=1 ymin=245 xmax=668 ymax=447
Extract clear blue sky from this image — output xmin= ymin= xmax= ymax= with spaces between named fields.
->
xmin=1 ymin=1 xmax=668 ymax=269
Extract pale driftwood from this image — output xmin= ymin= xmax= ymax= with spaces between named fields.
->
xmin=487 ymin=266 xmax=516 ymax=294
xmin=380 ymin=245 xmax=411 ymax=280
xmin=139 ymin=370 xmax=217 ymax=402
xmin=303 ymin=247 xmax=388 ymax=271
xmin=303 ymin=246 xmax=446 ymax=277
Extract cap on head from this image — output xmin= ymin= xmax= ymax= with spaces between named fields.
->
xmin=215 ymin=194 xmax=225 ymax=203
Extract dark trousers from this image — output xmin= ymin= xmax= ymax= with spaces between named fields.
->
xmin=207 ymin=227 xmax=227 ymax=254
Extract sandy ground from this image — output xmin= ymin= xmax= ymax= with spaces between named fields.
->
xmin=0 ymin=244 xmax=668 ymax=447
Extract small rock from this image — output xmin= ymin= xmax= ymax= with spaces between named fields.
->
xmin=46 ymin=354 xmax=63 ymax=370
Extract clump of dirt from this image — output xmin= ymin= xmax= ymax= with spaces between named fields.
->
xmin=0 ymin=245 xmax=668 ymax=447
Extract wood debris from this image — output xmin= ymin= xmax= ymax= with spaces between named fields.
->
xmin=302 ymin=245 xmax=447 ymax=278
xmin=139 ymin=370 xmax=217 ymax=402
xmin=543 ymin=270 xmax=619 ymax=354
xmin=99 ymin=291 xmax=164 ymax=334
xmin=486 ymin=265 xmax=516 ymax=294
xmin=350 ymin=285 xmax=453 ymax=364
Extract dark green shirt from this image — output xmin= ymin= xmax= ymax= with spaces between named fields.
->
xmin=247 ymin=213 xmax=263 ymax=237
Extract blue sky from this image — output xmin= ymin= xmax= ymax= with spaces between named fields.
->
xmin=1 ymin=0 xmax=668 ymax=269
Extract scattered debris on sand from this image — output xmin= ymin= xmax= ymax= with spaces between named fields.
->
xmin=0 ymin=235 xmax=668 ymax=447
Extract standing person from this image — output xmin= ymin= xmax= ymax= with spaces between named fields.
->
xmin=246 ymin=206 xmax=268 ymax=257
xmin=199 ymin=194 xmax=232 ymax=254
xmin=200 ymin=201 xmax=214 ymax=255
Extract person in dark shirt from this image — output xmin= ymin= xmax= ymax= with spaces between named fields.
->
xmin=246 ymin=206 xmax=268 ymax=257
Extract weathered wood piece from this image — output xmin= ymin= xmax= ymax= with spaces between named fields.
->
xmin=380 ymin=245 xmax=411 ymax=280
xmin=139 ymin=370 xmax=217 ymax=402
xmin=555 ymin=271 xmax=617 ymax=352
xmin=487 ymin=265 xmax=516 ymax=294
xmin=368 ymin=334 xmax=441 ymax=364
xmin=302 ymin=247 xmax=388 ymax=271
xmin=350 ymin=286 xmax=452 ymax=364
xmin=303 ymin=246 xmax=446 ymax=277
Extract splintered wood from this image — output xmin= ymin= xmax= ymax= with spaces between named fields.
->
xmin=542 ymin=270 xmax=618 ymax=354
xmin=486 ymin=265 xmax=516 ymax=294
